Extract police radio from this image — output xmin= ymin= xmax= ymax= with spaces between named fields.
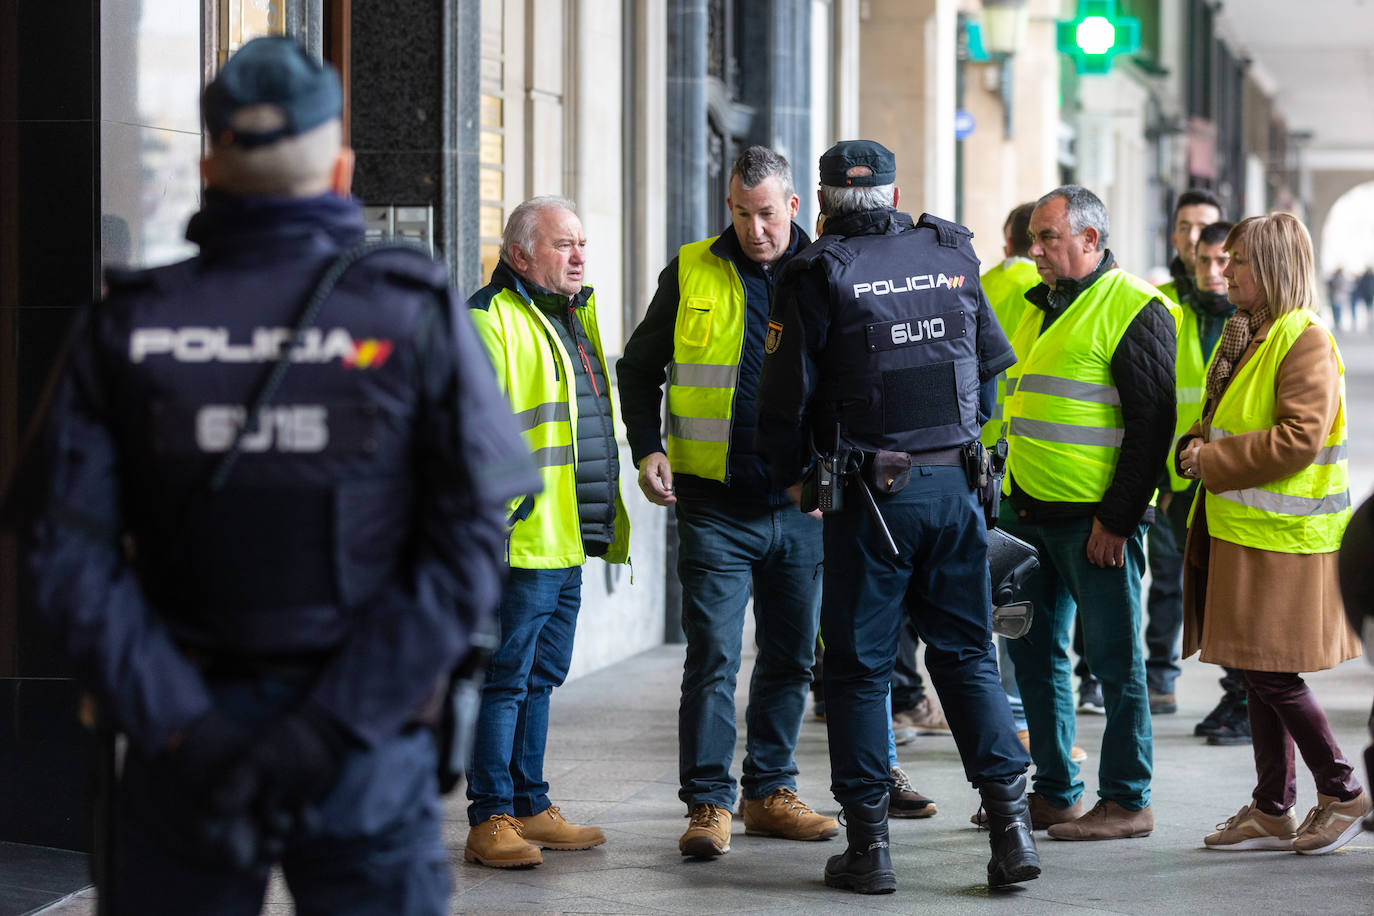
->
xmin=815 ymin=424 xmax=846 ymax=513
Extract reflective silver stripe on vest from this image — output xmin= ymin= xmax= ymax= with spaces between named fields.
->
xmin=1314 ymin=443 xmax=1348 ymax=465
xmin=1009 ymin=416 xmax=1124 ymax=447
xmin=1017 ymin=373 xmax=1121 ymax=405
xmin=1005 ymin=377 xmax=1019 ymax=396
xmin=514 ymin=401 xmax=571 ymax=431
xmin=668 ymin=414 xmax=731 ymax=443
xmin=991 ymin=403 xmax=1003 ymax=421
xmin=671 ymin=362 xmax=740 ymax=388
xmin=530 ymin=444 xmax=575 ymax=468
xmin=1212 ymin=425 xmax=1348 ymax=466
xmin=1214 ymin=487 xmax=1351 ymax=516
xmin=1177 ymin=386 xmax=1204 ymax=404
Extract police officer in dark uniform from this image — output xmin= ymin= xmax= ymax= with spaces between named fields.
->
xmin=758 ymin=140 xmax=1039 ymax=894
xmin=17 ymin=38 xmax=537 ymax=914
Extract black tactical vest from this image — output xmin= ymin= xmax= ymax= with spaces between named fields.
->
xmin=806 ymin=212 xmax=984 ymax=454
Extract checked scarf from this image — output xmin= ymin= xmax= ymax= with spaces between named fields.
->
xmin=1204 ymin=303 xmax=1271 ymax=403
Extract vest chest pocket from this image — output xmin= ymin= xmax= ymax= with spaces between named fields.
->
xmin=678 ymin=296 xmax=716 ymax=348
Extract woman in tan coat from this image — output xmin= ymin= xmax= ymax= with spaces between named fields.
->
xmin=1176 ymin=212 xmax=1367 ymax=855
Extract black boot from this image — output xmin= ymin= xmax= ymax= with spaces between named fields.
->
xmin=979 ymin=775 xmax=1041 ymax=888
xmin=824 ymin=797 xmax=896 ymax=895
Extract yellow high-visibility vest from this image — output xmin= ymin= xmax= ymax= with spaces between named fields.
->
xmin=1166 ymin=306 xmax=1210 ymax=491
xmin=666 ymin=237 xmax=747 ymax=482
xmin=471 ymin=284 xmax=630 ymax=569
xmin=1157 ymin=278 xmax=1180 ymax=305
xmin=1003 ymin=268 xmax=1164 ymax=503
xmin=979 ymin=258 xmax=1041 ymax=447
xmin=1200 ymin=308 xmax=1350 ymax=554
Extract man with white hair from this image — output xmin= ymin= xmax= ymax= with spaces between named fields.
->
xmin=759 ymin=139 xmax=1038 ymax=894
xmin=22 ymin=36 xmax=535 ymax=913
xmin=465 ymin=196 xmax=630 ymax=868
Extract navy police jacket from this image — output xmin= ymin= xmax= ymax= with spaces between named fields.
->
xmin=20 ymin=192 xmax=538 ymax=757
xmin=758 ymin=208 xmax=1015 ymax=485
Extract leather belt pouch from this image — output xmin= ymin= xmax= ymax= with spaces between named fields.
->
xmin=870 ymin=450 xmax=912 ymax=494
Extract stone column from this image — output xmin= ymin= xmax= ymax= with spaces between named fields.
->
xmin=667 ymin=0 xmax=708 ymax=251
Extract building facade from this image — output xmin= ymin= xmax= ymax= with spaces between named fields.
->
xmin=0 ymin=0 xmax=1315 ymax=856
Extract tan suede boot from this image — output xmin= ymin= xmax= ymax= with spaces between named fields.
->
xmin=463 ymin=814 xmax=542 ymax=868
xmin=741 ymin=787 xmax=840 ymax=840
xmin=680 ymin=803 xmax=732 ymax=857
xmin=517 ymin=805 xmax=606 ymax=850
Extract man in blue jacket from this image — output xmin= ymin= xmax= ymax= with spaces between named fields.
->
xmin=19 ymin=37 xmax=536 ymax=914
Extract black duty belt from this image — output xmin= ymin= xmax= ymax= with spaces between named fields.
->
xmin=892 ymin=446 xmax=964 ymax=467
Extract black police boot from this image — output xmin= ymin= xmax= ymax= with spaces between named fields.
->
xmin=979 ymin=775 xmax=1041 ymax=888
xmin=823 ymin=797 xmax=896 ymax=895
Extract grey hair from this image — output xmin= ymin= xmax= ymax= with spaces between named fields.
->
xmin=819 ymin=183 xmax=895 ymax=217
xmin=1036 ymin=185 xmax=1109 ymax=250
xmin=730 ymin=146 xmax=795 ymax=200
xmin=206 ymin=113 xmax=342 ymax=196
xmin=501 ymin=195 xmax=578 ymax=263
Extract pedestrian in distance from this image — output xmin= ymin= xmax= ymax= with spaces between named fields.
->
xmin=14 ymin=36 xmax=538 ymax=914
xmin=1176 ymin=212 xmax=1370 ymax=854
xmin=759 ymin=139 xmax=1039 ymax=894
xmin=463 ymin=196 xmax=630 ymax=867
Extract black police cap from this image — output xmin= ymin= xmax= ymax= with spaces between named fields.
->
xmin=202 ymin=37 xmax=343 ymax=148
xmin=819 ymin=139 xmax=896 ymax=187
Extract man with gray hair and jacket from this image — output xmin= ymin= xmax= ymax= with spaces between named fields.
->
xmin=999 ymin=185 xmax=1176 ymax=840
xmin=759 ymin=139 xmax=1038 ymax=894
xmin=619 ymin=146 xmax=837 ymax=858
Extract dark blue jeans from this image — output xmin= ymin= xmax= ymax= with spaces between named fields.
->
xmin=111 ymin=678 xmax=448 ymax=916
xmin=676 ymin=491 xmax=822 ymax=807
xmin=822 ymin=466 xmax=1028 ymax=808
xmin=1001 ymin=507 xmax=1153 ymax=811
xmin=467 ymin=566 xmax=581 ymax=825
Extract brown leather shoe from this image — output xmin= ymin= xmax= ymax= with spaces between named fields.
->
xmin=680 ymin=803 xmax=732 ymax=857
xmin=463 ymin=814 xmax=542 ymax=868
xmin=1027 ymin=792 xmax=1085 ymax=830
xmin=742 ymin=787 xmax=840 ymax=840
xmin=1047 ymin=799 xmax=1153 ymax=840
xmin=517 ymin=805 xmax=606 ymax=850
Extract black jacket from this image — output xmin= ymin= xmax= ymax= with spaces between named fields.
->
xmin=20 ymin=192 xmax=537 ymax=755
xmin=757 ymin=208 xmax=1013 ymax=485
xmin=1008 ymin=251 xmax=1177 ymax=536
xmin=617 ymin=222 xmax=808 ymax=504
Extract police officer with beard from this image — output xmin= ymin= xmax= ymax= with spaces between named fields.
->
xmin=16 ymin=38 xmax=537 ymax=914
xmin=757 ymin=141 xmax=1039 ymax=895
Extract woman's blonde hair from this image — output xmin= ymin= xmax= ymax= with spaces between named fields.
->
xmin=1224 ymin=212 xmax=1317 ymax=316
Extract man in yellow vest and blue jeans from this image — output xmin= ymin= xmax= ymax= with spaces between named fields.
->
xmin=1000 ymin=185 xmax=1177 ymax=840
xmin=619 ymin=146 xmax=837 ymax=857
xmin=464 ymin=197 xmax=631 ymax=867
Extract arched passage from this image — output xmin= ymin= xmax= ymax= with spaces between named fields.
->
xmin=1311 ymin=171 xmax=1374 ymax=273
